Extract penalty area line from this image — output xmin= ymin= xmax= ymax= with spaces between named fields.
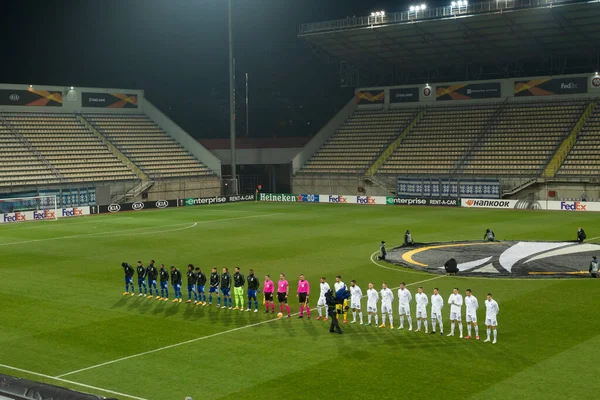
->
xmin=0 ymin=363 xmax=148 ymax=400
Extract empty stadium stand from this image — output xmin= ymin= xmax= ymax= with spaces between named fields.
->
xmin=83 ymin=114 xmax=214 ymax=179
xmin=2 ymin=113 xmax=137 ymax=184
xmin=379 ymin=103 xmax=500 ymax=175
xmin=459 ymin=99 xmax=588 ymax=176
xmin=298 ymin=109 xmax=419 ymax=174
xmin=557 ymin=103 xmax=600 ymax=176
xmin=0 ymin=117 xmax=62 ymax=188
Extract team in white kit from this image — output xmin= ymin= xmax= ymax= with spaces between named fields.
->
xmin=315 ymin=279 xmax=500 ymax=343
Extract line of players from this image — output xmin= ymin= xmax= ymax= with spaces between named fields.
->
xmin=120 ymin=262 xmax=500 ymax=343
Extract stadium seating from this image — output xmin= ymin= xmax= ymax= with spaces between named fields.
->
xmin=298 ymin=109 xmax=419 ymax=174
xmin=556 ymin=104 xmax=600 ymax=176
xmin=0 ymin=119 xmax=61 ymax=187
xmin=83 ymin=114 xmax=214 ymax=179
xmin=1 ymin=113 xmax=137 ymax=183
xmin=459 ymin=100 xmax=588 ymax=176
xmin=379 ymin=103 xmax=500 ymax=175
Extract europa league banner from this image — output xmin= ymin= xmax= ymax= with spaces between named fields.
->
xmin=390 ymin=87 xmax=419 ymax=103
xmin=82 ymin=92 xmax=138 ymax=108
xmin=514 ymin=77 xmax=588 ymax=96
xmin=356 ymin=90 xmax=384 ymax=105
xmin=0 ymin=89 xmax=62 ymax=106
xmin=436 ymin=82 xmax=501 ymax=101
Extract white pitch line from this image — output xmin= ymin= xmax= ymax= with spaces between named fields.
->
xmin=56 ymin=274 xmax=441 ymax=379
xmin=370 ymin=247 xmax=585 ymax=281
xmin=0 ymin=213 xmax=283 ymax=247
xmin=0 ymin=363 xmax=148 ymax=400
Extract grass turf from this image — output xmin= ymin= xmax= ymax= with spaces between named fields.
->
xmin=0 ymin=202 xmax=599 ymax=400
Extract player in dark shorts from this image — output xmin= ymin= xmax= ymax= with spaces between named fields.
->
xmin=263 ymin=274 xmax=275 ymax=313
xmin=277 ymin=273 xmax=291 ymax=317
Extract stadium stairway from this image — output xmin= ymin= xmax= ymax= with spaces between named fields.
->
xmin=0 ymin=114 xmax=65 ymax=184
xmin=77 ymin=114 xmax=152 ymax=200
xmin=364 ymin=110 xmax=425 ymax=177
xmin=542 ymin=100 xmax=597 ymax=178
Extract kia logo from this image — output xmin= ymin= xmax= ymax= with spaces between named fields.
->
xmin=593 ymin=77 xmax=600 ymax=88
xmin=132 ymin=202 xmax=144 ymax=211
xmin=9 ymin=94 xmax=20 ymax=101
xmin=108 ymin=204 xmax=121 ymax=213
xmin=155 ymin=200 xmax=168 ymax=209
xmin=423 ymin=87 xmax=431 ymax=97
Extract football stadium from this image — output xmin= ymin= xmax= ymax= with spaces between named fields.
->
xmin=2 ymin=1 xmax=600 ymax=399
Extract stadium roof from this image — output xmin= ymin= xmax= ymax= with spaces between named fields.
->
xmin=298 ymin=0 xmax=600 ymax=83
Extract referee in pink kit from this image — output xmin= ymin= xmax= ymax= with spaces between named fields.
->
xmin=277 ymin=273 xmax=291 ymax=317
xmin=297 ymin=274 xmax=311 ymax=319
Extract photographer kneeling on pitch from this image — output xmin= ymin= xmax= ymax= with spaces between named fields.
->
xmin=444 ymin=258 xmax=459 ymax=275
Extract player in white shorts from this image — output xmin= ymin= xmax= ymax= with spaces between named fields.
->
xmin=379 ymin=283 xmax=394 ymax=329
xmin=447 ymin=287 xmax=464 ymax=338
xmin=464 ymin=289 xmax=480 ymax=340
xmin=365 ymin=282 xmax=379 ymax=327
xmin=484 ymin=293 xmax=500 ymax=344
xmin=397 ymin=282 xmax=413 ymax=330
xmin=349 ymin=280 xmax=363 ymax=324
xmin=430 ymin=287 xmax=444 ymax=335
xmin=414 ymin=286 xmax=428 ymax=333
xmin=316 ymin=276 xmax=330 ymax=321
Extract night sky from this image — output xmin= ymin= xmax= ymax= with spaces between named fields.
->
xmin=0 ymin=0 xmax=415 ymax=139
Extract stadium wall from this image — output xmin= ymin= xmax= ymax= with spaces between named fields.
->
xmin=210 ymin=148 xmax=300 ymax=165
xmin=504 ymin=182 xmax=600 ymax=202
xmin=292 ymin=174 xmax=365 ymax=196
xmin=292 ymin=97 xmax=357 ymax=172
xmin=356 ymin=73 xmax=600 ymax=109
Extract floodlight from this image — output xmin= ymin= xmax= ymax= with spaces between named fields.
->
xmin=70 ymin=86 xmax=74 ymax=90
xmin=371 ymin=12 xmax=376 ymax=16
xmin=421 ymin=4 xmax=427 ymax=10
xmin=29 ymin=85 xmax=33 ymax=88
xmin=381 ymin=11 xmax=385 ymax=16
xmin=409 ymin=6 xmax=415 ymax=11
xmin=457 ymin=0 xmax=463 ymax=5
xmin=451 ymin=1 xmax=456 ymax=6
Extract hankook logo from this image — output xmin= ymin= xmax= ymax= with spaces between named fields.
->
xmin=132 ymin=202 xmax=144 ymax=210
xmin=9 ymin=94 xmax=20 ymax=101
xmin=107 ymin=204 xmax=121 ymax=213
xmin=155 ymin=200 xmax=169 ymax=209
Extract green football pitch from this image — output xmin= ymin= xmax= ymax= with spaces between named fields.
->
xmin=1 ymin=202 xmax=600 ymax=400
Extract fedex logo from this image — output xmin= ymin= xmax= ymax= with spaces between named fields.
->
xmin=33 ymin=210 xmax=55 ymax=220
xmin=62 ymin=208 xmax=84 ymax=217
xmin=3 ymin=212 xmax=27 ymax=223
xmin=328 ymin=195 xmax=347 ymax=203
xmin=560 ymin=201 xmax=587 ymax=211
xmin=356 ymin=196 xmax=376 ymax=204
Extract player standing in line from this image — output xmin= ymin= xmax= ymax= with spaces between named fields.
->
xmin=170 ymin=265 xmax=183 ymax=303
xmin=484 ymin=293 xmax=499 ymax=344
xmin=122 ymin=262 xmax=135 ymax=296
xmin=379 ymin=283 xmax=394 ymax=329
xmin=277 ymin=273 xmax=291 ymax=317
xmin=414 ymin=286 xmax=428 ymax=333
xmin=159 ymin=264 xmax=169 ymax=301
xmin=208 ymin=267 xmax=220 ymax=307
xmin=136 ymin=261 xmax=147 ymax=297
xmin=146 ymin=260 xmax=159 ymax=299
xmin=297 ymin=274 xmax=311 ymax=319
xmin=349 ymin=280 xmax=364 ymax=324
xmin=233 ymin=267 xmax=245 ymax=310
xmin=316 ymin=277 xmax=330 ymax=321
xmin=263 ymin=274 xmax=275 ymax=313
xmin=246 ymin=269 xmax=260 ymax=312
xmin=186 ymin=264 xmax=198 ymax=304
xmin=397 ymin=282 xmax=413 ymax=330
xmin=221 ymin=267 xmax=232 ymax=309
xmin=364 ymin=282 xmax=379 ymax=326
xmin=447 ymin=288 xmax=464 ymax=338
xmin=334 ymin=275 xmax=348 ymax=324
xmin=430 ymin=288 xmax=444 ymax=335
xmin=195 ymin=267 xmax=207 ymax=306
xmin=464 ymin=289 xmax=480 ymax=340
